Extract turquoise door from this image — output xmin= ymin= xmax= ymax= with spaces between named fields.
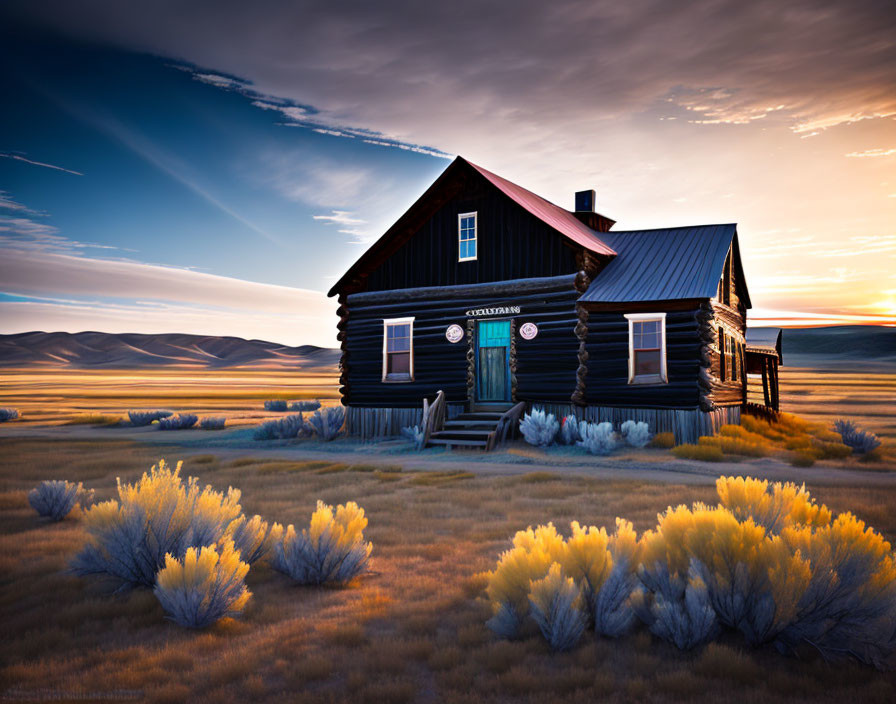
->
xmin=477 ymin=320 xmax=511 ymax=402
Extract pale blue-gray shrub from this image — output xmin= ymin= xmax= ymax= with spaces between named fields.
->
xmin=227 ymin=514 xmax=283 ymax=565
xmin=71 ymin=461 xmax=242 ymax=590
xmin=28 ymin=480 xmax=83 ymax=521
xmin=632 ymin=559 xmax=720 ymax=650
xmin=486 ymin=602 xmax=524 ymax=639
xmin=621 ymin=420 xmax=651 ymax=448
xmin=577 ymin=421 xmax=617 ymax=455
xmin=199 ymin=416 xmax=226 ymax=430
xmin=264 ymin=400 xmax=288 ymax=412
xmin=157 ymin=414 xmax=198 ymax=430
xmin=289 ymin=400 xmax=321 ymax=412
xmin=691 ymin=559 xmax=783 ymax=646
xmin=401 ymin=424 xmax=425 ymax=451
xmin=271 ymin=522 xmax=371 ymax=585
xmin=560 ymin=415 xmax=581 ymax=445
xmin=528 ymin=569 xmax=586 ymax=652
xmin=0 ymin=408 xmax=19 ymax=422
xmin=153 ymin=541 xmax=250 ymax=629
xmin=834 ymin=419 xmax=881 ymax=454
xmin=128 ymin=410 xmax=173 ymax=426
xmin=593 ymin=561 xmax=639 ymax=638
xmin=253 ymin=413 xmax=309 ymax=440
xmin=307 ymin=406 xmax=345 ymax=441
xmin=520 ymin=409 xmax=559 ymax=447
xmin=776 ymin=529 xmax=896 ymax=668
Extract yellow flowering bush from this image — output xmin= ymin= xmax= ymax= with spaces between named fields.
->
xmin=154 ymin=539 xmax=251 ymax=628
xmin=486 ymin=519 xmax=642 ymax=642
xmin=528 ymin=563 xmax=585 ymax=651
xmin=272 ymin=500 xmax=372 ymax=585
xmin=72 ymin=459 xmax=247 ymax=589
xmin=483 ymin=476 xmax=896 ymax=668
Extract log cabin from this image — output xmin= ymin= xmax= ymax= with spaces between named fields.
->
xmin=328 ymin=156 xmax=777 ymax=447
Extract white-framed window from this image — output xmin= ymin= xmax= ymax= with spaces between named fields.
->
xmin=625 ymin=313 xmax=667 ymax=384
xmin=382 ymin=317 xmax=414 ymax=382
xmin=458 ymin=211 xmax=477 ymax=261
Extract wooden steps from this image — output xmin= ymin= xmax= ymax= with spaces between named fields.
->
xmin=427 ymin=404 xmax=525 ymax=450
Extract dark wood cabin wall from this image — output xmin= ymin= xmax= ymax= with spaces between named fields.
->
xmin=583 ymin=309 xmax=703 ymax=409
xmin=343 ymin=280 xmax=580 ymax=407
xmin=364 ymin=182 xmax=580 ymax=292
xmin=707 ymin=299 xmax=747 ymax=406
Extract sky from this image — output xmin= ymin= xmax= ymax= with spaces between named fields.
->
xmin=1 ymin=1 xmax=894 ymax=347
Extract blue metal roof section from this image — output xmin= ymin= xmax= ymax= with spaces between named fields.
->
xmin=579 ymin=224 xmax=748 ymax=305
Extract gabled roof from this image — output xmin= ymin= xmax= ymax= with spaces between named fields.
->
xmin=467 ymin=161 xmax=616 ymax=257
xmin=328 ymin=156 xmax=615 ymax=296
xmin=579 ymin=224 xmax=752 ymax=307
xmin=746 ymin=328 xmax=782 ymax=363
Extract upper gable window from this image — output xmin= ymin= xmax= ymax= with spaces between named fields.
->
xmin=458 ymin=212 xmax=477 ymax=261
xmin=625 ymin=313 xmax=668 ymax=385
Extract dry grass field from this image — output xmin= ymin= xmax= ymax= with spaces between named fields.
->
xmin=1 ymin=364 xmax=894 ymax=702
xmin=1 ymin=438 xmax=895 ymax=704
xmin=0 ymin=367 xmax=341 ymax=427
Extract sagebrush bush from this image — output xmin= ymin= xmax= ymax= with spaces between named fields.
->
xmin=28 ymin=480 xmax=84 ymax=521
xmin=272 ymin=500 xmax=372 ymax=585
xmin=199 ymin=416 xmax=226 ymax=430
xmin=401 ymin=424 xmax=426 ymax=451
xmin=519 ymin=409 xmax=559 ymax=447
xmin=576 ymin=421 xmax=616 ymax=455
xmin=0 ymin=407 xmax=19 ymax=421
xmin=699 ymin=434 xmax=768 ymax=457
xmin=228 ymin=514 xmax=283 ymax=565
xmin=289 ymin=399 xmax=321 ymax=412
xmin=486 ymin=520 xmax=641 ymax=642
xmin=620 ymin=420 xmax=651 ymax=448
xmin=264 ymin=400 xmax=288 ymax=412
xmin=650 ymin=432 xmax=676 ymax=449
xmin=716 ymin=476 xmax=830 ymax=532
xmin=631 ymin=558 xmax=720 ymax=650
xmin=71 ymin=459 xmax=244 ymax=589
xmin=253 ymin=413 xmax=309 ymax=440
xmin=157 ymin=414 xmax=198 ymax=430
xmin=528 ymin=563 xmax=586 ymax=651
xmin=307 ymin=406 xmax=345 ymax=441
xmin=559 ymin=416 xmax=580 ymax=445
xmin=834 ymin=419 xmax=881 ymax=454
xmin=153 ymin=540 xmax=251 ymax=628
xmin=482 ymin=475 xmax=896 ymax=668
xmin=128 ymin=409 xmax=173 ymax=426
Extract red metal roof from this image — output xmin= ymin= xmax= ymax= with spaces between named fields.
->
xmin=466 ymin=160 xmax=617 ymax=257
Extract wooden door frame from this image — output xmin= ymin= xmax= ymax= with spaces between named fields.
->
xmin=473 ymin=318 xmax=514 ymax=405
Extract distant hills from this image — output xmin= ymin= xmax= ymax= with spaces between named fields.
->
xmin=0 ymin=332 xmax=341 ymax=370
xmin=762 ymin=326 xmax=896 ymax=369
xmin=0 ymin=326 xmax=891 ymax=371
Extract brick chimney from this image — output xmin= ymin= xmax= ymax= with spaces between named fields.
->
xmin=573 ymin=189 xmax=613 ymax=232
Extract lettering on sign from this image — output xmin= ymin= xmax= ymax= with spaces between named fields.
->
xmin=519 ymin=322 xmax=538 ymax=340
xmin=465 ymin=305 xmax=521 ymax=317
xmin=445 ymin=324 xmax=464 ymax=343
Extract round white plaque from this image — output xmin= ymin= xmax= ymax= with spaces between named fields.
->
xmin=519 ymin=322 xmax=538 ymax=340
xmin=445 ymin=324 xmax=464 ymax=343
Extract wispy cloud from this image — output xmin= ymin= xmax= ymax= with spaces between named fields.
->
xmin=50 ymin=99 xmax=283 ymax=245
xmin=0 ymin=191 xmax=46 ymax=217
xmin=313 ymin=210 xmax=365 ymax=226
xmin=0 ymin=151 xmax=83 ymax=175
xmin=845 ymin=148 xmax=896 ymax=158
xmin=0 ymin=244 xmax=336 ymax=345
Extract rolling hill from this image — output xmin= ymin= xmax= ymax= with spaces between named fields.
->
xmin=761 ymin=325 xmax=896 ymax=370
xmin=0 ymin=331 xmax=341 ymax=370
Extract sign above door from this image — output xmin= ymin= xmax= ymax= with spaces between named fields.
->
xmin=465 ymin=305 xmax=520 ymax=317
